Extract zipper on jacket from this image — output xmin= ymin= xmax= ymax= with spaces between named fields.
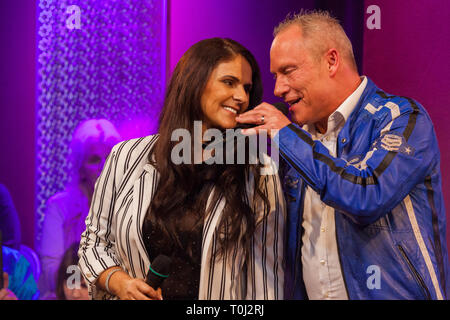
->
xmin=397 ymin=244 xmax=431 ymax=300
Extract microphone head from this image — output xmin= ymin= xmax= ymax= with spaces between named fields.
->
xmin=272 ymin=102 xmax=290 ymax=117
xmin=146 ymin=254 xmax=172 ymax=289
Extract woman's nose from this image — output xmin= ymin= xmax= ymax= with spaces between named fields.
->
xmin=233 ymin=85 xmax=249 ymax=105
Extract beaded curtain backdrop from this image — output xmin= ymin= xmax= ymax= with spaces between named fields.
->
xmin=36 ymin=0 xmax=167 ymax=242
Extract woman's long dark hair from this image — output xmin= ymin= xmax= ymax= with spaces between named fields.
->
xmin=147 ymin=38 xmax=269 ymax=258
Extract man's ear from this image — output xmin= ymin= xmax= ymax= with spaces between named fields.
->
xmin=325 ymin=48 xmax=339 ymax=77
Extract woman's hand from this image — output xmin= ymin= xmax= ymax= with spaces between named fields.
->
xmin=115 ymin=277 xmax=162 ymax=300
xmin=99 ymin=268 xmax=163 ymax=300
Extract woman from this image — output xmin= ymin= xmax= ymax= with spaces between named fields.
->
xmin=78 ymin=38 xmax=286 ymax=300
xmin=38 ymin=119 xmax=121 ymax=299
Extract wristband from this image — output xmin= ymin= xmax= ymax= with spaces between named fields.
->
xmin=105 ymin=267 xmax=122 ymax=295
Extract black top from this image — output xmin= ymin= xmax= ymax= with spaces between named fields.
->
xmin=143 ymin=209 xmax=203 ymax=300
xmin=142 ymin=164 xmax=221 ymax=300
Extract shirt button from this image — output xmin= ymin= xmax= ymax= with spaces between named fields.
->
xmin=341 ymin=138 xmax=347 ymax=143
xmin=86 ymin=272 xmax=92 ymax=278
xmin=321 ymin=227 xmax=326 ymax=232
xmin=324 ymin=292 xmax=329 ymax=298
xmin=320 ymin=259 xmax=326 ymax=265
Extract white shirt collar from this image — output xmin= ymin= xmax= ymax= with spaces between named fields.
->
xmin=334 ymin=75 xmax=367 ymax=123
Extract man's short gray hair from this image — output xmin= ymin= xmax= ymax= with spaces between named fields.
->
xmin=274 ymin=10 xmax=357 ymax=71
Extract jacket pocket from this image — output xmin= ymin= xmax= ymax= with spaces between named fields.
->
xmin=397 ymin=244 xmax=431 ymax=300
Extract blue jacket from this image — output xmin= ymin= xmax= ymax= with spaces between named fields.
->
xmin=275 ymin=78 xmax=449 ymax=300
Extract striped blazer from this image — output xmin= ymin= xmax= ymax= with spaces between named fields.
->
xmin=78 ymin=135 xmax=286 ymax=300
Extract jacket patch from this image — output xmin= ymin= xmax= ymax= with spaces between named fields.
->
xmin=372 ymin=132 xmax=415 ymax=156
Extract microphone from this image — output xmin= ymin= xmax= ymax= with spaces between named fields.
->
xmin=273 ymin=101 xmax=290 ymax=117
xmin=0 ymin=231 xmax=3 ymax=289
xmin=145 ymin=254 xmax=171 ymax=289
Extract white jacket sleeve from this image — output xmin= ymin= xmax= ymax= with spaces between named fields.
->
xmin=78 ymin=144 xmax=122 ymax=299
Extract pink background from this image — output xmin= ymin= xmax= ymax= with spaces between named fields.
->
xmin=363 ymin=0 xmax=450 ymax=246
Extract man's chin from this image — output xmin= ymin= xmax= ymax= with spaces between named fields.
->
xmin=291 ymin=115 xmax=306 ymax=127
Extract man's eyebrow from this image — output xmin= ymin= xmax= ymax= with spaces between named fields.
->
xmin=271 ymin=64 xmax=296 ymax=75
xmin=280 ymin=64 xmax=297 ymax=73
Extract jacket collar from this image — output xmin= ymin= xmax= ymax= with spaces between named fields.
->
xmin=337 ymin=77 xmax=380 ymax=153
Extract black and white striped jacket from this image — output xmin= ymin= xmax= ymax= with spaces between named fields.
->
xmin=78 ymin=135 xmax=286 ymax=300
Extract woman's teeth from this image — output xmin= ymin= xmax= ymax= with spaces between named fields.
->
xmin=223 ymin=106 xmax=237 ymax=114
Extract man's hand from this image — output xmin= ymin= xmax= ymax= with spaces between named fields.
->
xmin=0 ymin=272 xmax=18 ymax=300
xmin=236 ymin=102 xmax=291 ymax=138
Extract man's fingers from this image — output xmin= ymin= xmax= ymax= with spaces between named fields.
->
xmin=236 ymin=111 xmax=262 ymax=124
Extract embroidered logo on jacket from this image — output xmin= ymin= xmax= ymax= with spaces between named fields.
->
xmin=373 ymin=132 xmax=415 ymax=155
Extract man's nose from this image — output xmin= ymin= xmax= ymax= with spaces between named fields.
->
xmin=273 ymin=77 xmax=289 ymax=98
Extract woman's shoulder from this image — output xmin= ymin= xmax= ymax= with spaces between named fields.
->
xmin=112 ymin=134 xmax=159 ymax=163
xmin=107 ymin=134 xmax=159 ymax=182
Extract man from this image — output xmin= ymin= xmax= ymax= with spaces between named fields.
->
xmin=236 ymin=11 xmax=449 ymax=299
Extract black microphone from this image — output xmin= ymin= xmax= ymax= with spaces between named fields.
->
xmin=145 ymin=254 xmax=171 ymax=289
xmin=0 ymin=231 xmax=3 ymax=289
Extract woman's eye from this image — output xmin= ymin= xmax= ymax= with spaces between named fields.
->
xmin=223 ymin=79 xmax=233 ymax=86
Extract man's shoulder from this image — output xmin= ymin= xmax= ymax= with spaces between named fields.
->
xmin=362 ymin=87 xmax=425 ymax=119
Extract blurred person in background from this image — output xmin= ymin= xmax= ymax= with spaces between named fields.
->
xmin=1 ymin=245 xmax=39 ymax=300
xmin=38 ymin=119 xmax=121 ymax=299
xmin=0 ymin=183 xmax=21 ymax=250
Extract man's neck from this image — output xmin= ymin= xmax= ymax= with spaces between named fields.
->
xmin=314 ymin=75 xmax=362 ymax=135
xmin=314 ymin=120 xmax=328 ymax=134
